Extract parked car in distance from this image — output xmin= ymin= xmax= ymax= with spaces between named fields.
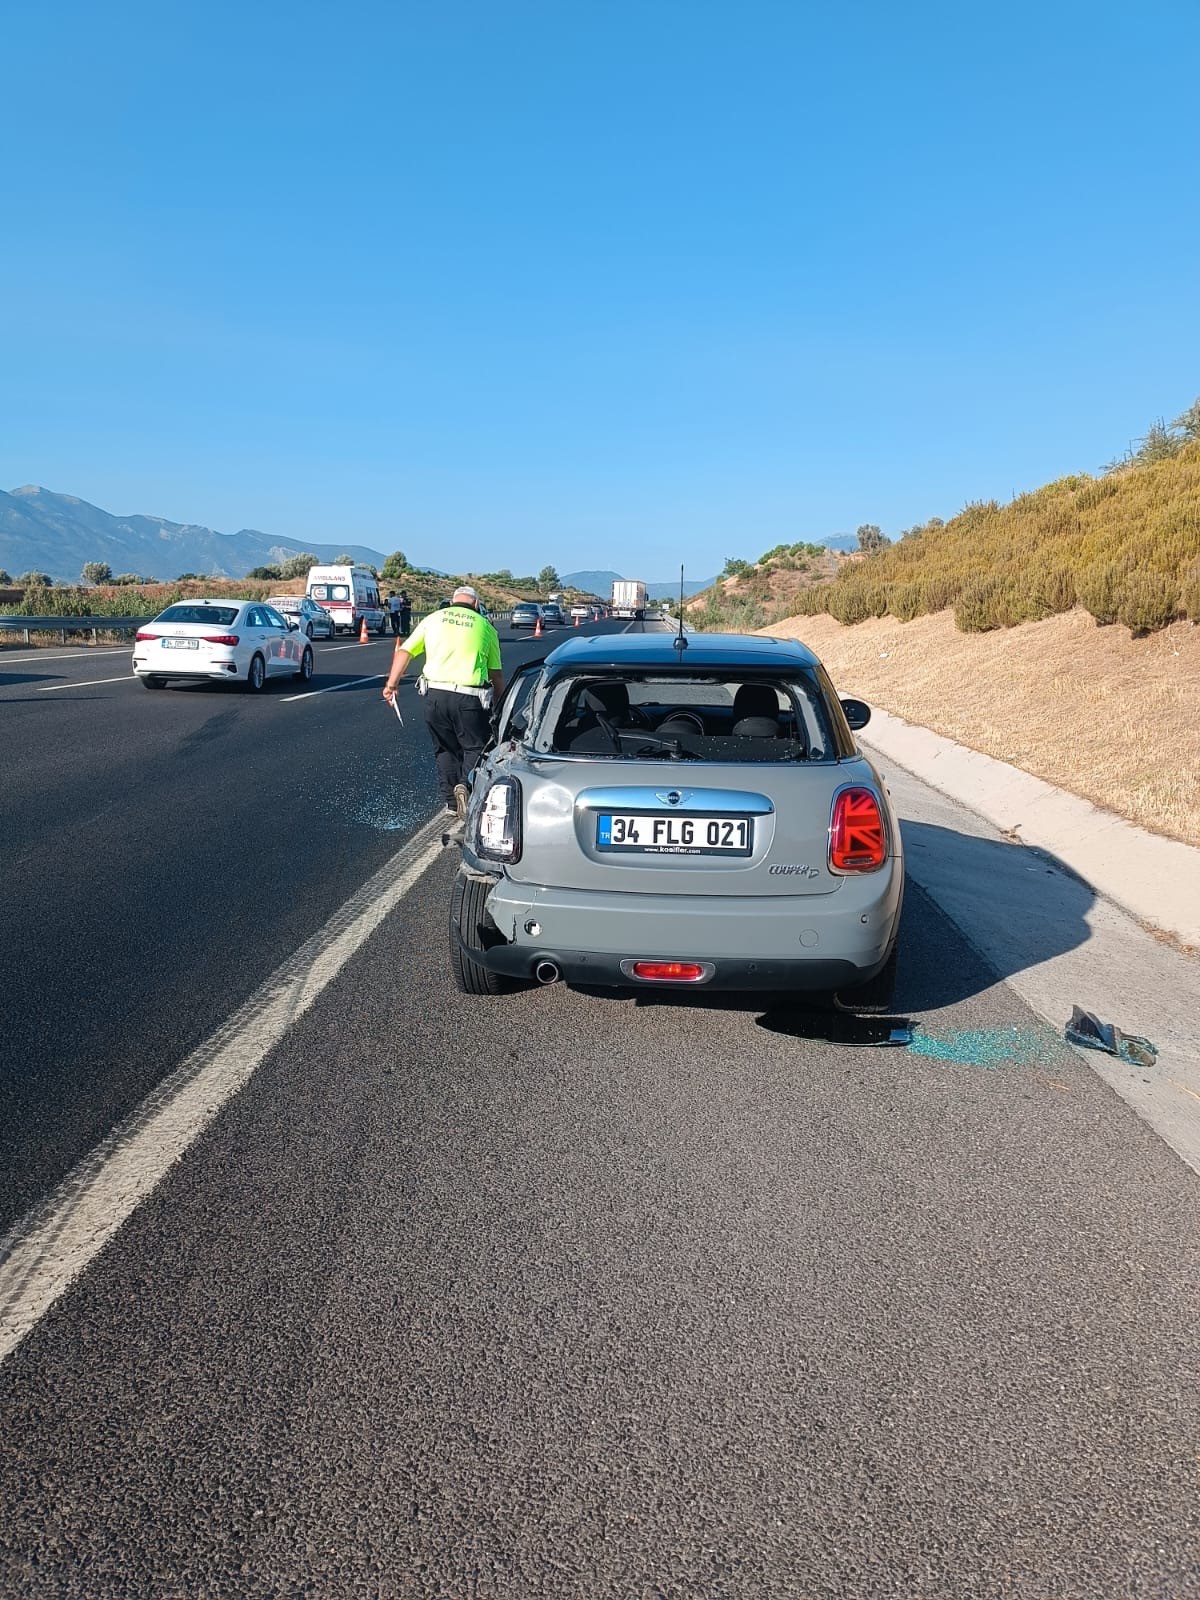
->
xmin=569 ymin=603 xmax=592 ymax=620
xmin=540 ymin=603 xmax=566 ymax=625
xmin=265 ymin=595 xmax=336 ymax=639
xmin=132 ymin=600 xmax=314 ymax=692
xmin=450 ymin=631 xmax=903 ymax=1009
xmin=510 ymin=602 xmax=543 ymax=629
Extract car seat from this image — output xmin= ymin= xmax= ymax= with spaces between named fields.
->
xmin=731 ymin=683 xmax=780 ymax=737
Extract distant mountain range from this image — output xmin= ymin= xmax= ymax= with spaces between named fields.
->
xmin=0 ymin=486 xmax=388 ymax=583
xmin=560 ymin=569 xmax=718 ymax=601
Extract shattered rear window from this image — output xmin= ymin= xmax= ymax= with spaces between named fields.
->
xmin=530 ymin=673 xmax=836 ymax=762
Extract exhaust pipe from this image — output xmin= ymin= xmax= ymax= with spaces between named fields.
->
xmin=534 ymin=960 xmax=560 ymax=985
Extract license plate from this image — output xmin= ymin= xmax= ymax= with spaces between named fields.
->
xmin=596 ymin=812 xmax=752 ymax=856
xmin=163 ymin=638 xmax=199 ymax=650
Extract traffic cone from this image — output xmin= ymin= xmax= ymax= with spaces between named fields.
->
xmin=574 ymin=612 xmax=580 ymax=626
xmin=359 ymin=616 xmax=369 ymax=644
xmin=534 ymin=614 xmax=543 ymax=638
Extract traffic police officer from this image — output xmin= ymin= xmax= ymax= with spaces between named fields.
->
xmin=382 ymin=586 xmax=504 ymax=835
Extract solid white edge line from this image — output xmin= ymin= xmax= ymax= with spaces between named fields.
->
xmin=0 ymin=810 xmax=448 ymax=1367
xmin=281 ymin=671 xmax=386 ymax=703
xmin=36 ymin=674 xmax=138 ymax=692
xmin=0 ymin=648 xmax=128 ymax=665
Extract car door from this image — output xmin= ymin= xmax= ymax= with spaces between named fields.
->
xmin=263 ymin=605 xmax=298 ymax=670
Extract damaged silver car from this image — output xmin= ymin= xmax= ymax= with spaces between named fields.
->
xmin=449 ymin=632 xmax=904 ymax=1006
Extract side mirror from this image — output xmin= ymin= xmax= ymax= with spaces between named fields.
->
xmin=840 ymin=697 xmax=871 ymax=731
xmin=288 ymin=620 xmax=300 ymax=631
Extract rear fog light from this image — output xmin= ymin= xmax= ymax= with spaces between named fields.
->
xmin=630 ymin=961 xmax=709 ymax=982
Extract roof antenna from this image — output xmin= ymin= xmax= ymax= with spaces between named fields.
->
xmin=673 ymin=563 xmax=688 ymax=654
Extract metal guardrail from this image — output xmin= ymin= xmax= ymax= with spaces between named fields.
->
xmin=0 ymin=615 xmax=147 ymax=644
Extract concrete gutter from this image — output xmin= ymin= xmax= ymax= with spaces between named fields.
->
xmin=862 ymin=707 xmax=1200 ymax=950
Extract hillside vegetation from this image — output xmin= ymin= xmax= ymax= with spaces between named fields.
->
xmin=701 ymin=411 xmax=1200 ymax=639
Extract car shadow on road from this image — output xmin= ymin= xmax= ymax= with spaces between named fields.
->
xmin=582 ymin=820 xmax=1095 ymax=1045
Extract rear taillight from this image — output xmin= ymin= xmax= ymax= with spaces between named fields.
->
xmin=475 ymin=777 xmax=522 ymax=862
xmin=134 ymin=630 xmax=158 ymax=642
xmin=829 ymin=787 xmax=887 ymax=872
xmin=202 ymin=635 xmax=240 ymax=646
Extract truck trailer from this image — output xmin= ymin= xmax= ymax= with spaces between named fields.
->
xmin=611 ymin=579 xmax=647 ymax=620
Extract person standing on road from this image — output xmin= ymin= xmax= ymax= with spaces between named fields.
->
xmin=387 ymin=591 xmax=403 ymax=635
xmin=382 ymin=585 xmax=503 ymax=838
xmin=397 ymin=589 xmax=412 ymax=635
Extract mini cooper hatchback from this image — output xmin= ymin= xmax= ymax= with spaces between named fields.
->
xmin=450 ymin=632 xmax=903 ymax=1007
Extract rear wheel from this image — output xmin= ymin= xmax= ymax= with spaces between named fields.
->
xmin=449 ymin=872 xmax=517 ymax=995
xmin=142 ymin=675 xmax=166 ymax=691
xmin=244 ymin=653 xmax=266 ymax=693
xmin=375 ymin=614 xmax=387 ymax=636
xmin=305 ymin=622 xmax=314 ymax=639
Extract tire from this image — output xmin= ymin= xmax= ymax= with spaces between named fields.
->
xmin=375 ymin=615 xmax=387 ymax=636
xmin=142 ymin=675 xmax=166 ymax=691
xmin=834 ymin=939 xmax=899 ymax=1014
xmin=244 ymin=653 xmax=266 ymax=693
xmin=295 ymin=646 xmax=314 ymax=683
xmin=305 ymin=622 xmax=314 ymax=639
xmin=449 ymin=872 xmax=517 ymax=995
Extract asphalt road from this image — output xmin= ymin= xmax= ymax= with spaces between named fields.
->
xmin=1 ymin=619 xmax=1198 ymax=1597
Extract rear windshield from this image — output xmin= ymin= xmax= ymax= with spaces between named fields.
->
xmin=529 ymin=673 xmax=838 ymax=762
xmin=156 ymin=605 xmax=240 ymax=626
xmin=309 ymin=583 xmax=349 ymax=602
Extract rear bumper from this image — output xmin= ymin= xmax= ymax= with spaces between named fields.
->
xmin=467 ymin=940 xmax=887 ymax=992
xmin=133 ymin=659 xmax=241 ymax=679
xmin=457 ymin=868 xmax=902 ymax=993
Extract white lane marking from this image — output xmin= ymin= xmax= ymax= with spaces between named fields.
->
xmin=321 ymin=640 xmax=395 ymax=653
xmin=281 ymin=671 xmax=385 ymax=703
xmin=0 ymin=810 xmax=448 ymax=1367
xmin=0 ymin=648 xmax=128 ymax=665
xmin=36 ymin=674 xmax=138 ymax=692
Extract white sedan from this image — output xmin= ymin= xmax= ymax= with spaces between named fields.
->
xmin=132 ymin=600 xmax=314 ymax=691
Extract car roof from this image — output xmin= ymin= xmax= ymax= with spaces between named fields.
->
xmin=542 ymin=631 xmax=821 ymax=670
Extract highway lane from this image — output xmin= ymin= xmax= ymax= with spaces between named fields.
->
xmin=2 ymin=616 xmax=1198 ymax=1593
xmin=0 ymin=619 xmax=608 ymax=1233
xmin=1 ymin=843 xmax=1198 ymax=1595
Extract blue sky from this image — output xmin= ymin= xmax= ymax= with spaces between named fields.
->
xmin=3 ymin=0 xmax=1198 ymax=576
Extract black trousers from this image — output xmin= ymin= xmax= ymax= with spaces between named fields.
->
xmin=389 ymin=610 xmax=401 ymax=634
xmin=423 ymin=688 xmax=492 ymax=803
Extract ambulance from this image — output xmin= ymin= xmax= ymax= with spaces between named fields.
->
xmin=305 ymin=564 xmax=386 ymax=636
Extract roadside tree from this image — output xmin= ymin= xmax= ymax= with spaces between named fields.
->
xmin=381 ymin=551 xmax=408 ymax=578
xmin=278 ymin=552 xmax=317 ymax=579
xmin=538 ymin=565 xmax=560 ymax=591
xmin=856 ymin=524 xmax=890 ymax=554
xmin=247 ymin=565 xmax=280 ymax=580
xmin=81 ymin=562 xmax=112 ymax=585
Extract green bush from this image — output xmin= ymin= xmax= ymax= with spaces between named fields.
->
xmin=1181 ymin=558 xmax=1200 ymax=622
xmin=954 ymin=578 xmax=1023 ymax=632
xmin=1076 ymin=562 xmax=1123 ymax=625
xmin=827 ymin=587 xmax=875 ymax=625
xmin=1116 ymin=572 xmax=1179 ymax=636
xmin=888 ymin=582 xmax=924 ymax=622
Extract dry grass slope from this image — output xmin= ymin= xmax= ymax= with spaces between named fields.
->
xmin=764 ymin=609 xmax=1200 ymax=849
